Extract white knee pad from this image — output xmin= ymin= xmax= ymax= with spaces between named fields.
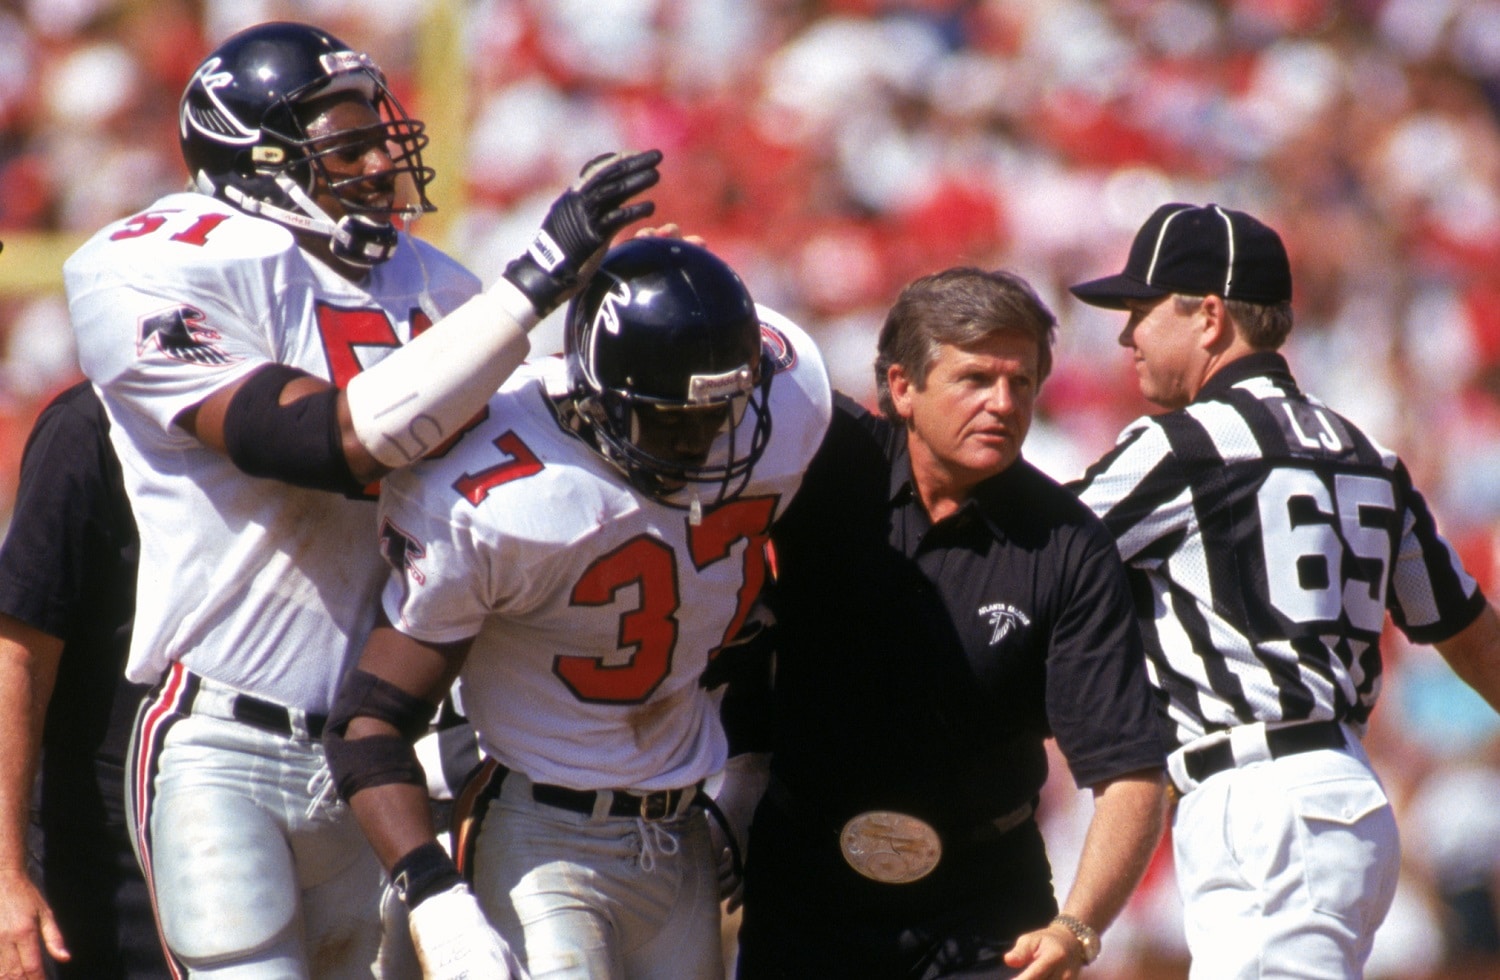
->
xmin=151 ymin=799 xmax=300 ymax=961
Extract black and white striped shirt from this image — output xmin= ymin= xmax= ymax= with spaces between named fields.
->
xmin=1072 ymin=352 xmax=1485 ymax=750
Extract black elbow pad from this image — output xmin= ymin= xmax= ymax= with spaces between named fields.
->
xmin=222 ymin=363 xmax=364 ymax=495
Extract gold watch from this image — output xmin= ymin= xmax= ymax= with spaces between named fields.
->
xmin=1051 ymin=913 xmax=1101 ymax=964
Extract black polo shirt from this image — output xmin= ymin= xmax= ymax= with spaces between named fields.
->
xmin=0 ymin=381 xmax=142 ymax=796
xmin=763 ymin=394 xmax=1163 ymax=839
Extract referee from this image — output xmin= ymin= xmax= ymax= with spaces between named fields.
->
xmin=1069 ymin=202 xmax=1500 ymax=978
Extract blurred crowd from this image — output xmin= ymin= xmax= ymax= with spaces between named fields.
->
xmin=4 ymin=0 xmax=1500 ymax=977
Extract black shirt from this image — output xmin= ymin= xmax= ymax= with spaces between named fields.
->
xmin=762 ymin=395 xmax=1163 ymax=839
xmin=0 ymin=381 xmax=141 ymax=794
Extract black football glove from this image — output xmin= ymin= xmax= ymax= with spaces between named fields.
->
xmin=700 ymin=614 xmax=777 ymax=692
xmin=502 ymin=149 xmax=663 ymax=318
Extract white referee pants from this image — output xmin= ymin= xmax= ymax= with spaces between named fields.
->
xmin=1172 ymin=735 xmax=1399 ymax=979
xmin=468 ymin=770 xmax=723 ymax=980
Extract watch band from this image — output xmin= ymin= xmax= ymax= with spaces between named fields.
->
xmin=1051 ymin=913 xmax=1101 ymax=964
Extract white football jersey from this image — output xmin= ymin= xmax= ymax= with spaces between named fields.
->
xmin=377 ymin=308 xmax=832 ymax=792
xmin=65 ymin=191 xmax=482 ymax=712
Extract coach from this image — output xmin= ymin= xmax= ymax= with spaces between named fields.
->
xmin=1069 ymin=202 xmax=1500 ymax=978
xmin=0 ymin=380 xmax=168 ymax=980
xmin=730 ymin=267 xmax=1167 ymax=979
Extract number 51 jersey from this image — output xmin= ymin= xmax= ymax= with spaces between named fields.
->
xmin=377 ymin=308 xmax=831 ymax=793
xmin=64 ymin=191 xmax=481 ymax=711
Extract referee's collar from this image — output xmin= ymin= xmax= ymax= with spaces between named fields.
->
xmin=1195 ymin=351 xmax=1296 ymax=403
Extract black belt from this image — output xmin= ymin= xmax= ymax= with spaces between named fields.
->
xmin=175 ymin=668 xmax=328 ymax=739
xmin=1183 ymin=721 xmax=1345 ymax=784
xmin=211 ymin=690 xmax=325 ymax=738
xmin=229 ymin=693 xmax=327 ymax=739
xmin=531 ymin=782 xmax=703 ymax=820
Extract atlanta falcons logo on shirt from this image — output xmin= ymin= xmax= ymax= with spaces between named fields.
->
xmin=379 ymin=518 xmax=427 ymax=586
xmin=978 ymin=602 xmax=1031 ymax=646
xmin=138 ymin=304 xmax=237 ymax=366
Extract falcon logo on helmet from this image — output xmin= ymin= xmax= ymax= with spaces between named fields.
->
xmin=593 ymin=281 xmax=632 ymax=339
xmin=178 ymin=21 xmax=434 ymax=267
xmin=181 ymin=59 xmax=259 ymax=146
xmin=563 ymin=238 xmax=774 ymax=511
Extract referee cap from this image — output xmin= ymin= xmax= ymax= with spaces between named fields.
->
xmin=1070 ymin=203 xmax=1292 ymax=309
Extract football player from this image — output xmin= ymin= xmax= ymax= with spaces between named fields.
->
xmin=324 ymin=238 xmax=833 ymax=980
xmin=65 ymin=20 xmax=659 ymax=978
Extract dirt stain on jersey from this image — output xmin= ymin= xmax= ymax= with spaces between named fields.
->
xmin=626 ymin=682 xmax=694 ymax=750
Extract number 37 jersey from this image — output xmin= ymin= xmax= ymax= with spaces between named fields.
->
xmin=377 ymin=308 xmax=832 ymax=792
xmin=1072 ymin=353 xmax=1485 ymax=748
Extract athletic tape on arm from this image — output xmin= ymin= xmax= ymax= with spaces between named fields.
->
xmin=345 ymin=279 xmax=537 ymax=469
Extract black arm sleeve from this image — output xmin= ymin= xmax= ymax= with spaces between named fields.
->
xmin=221 ymin=363 xmax=365 ymax=495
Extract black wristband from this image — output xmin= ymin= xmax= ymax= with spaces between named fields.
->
xmin=390 ymin=841 xmax=462 ymax=908
xmin=502 ymin=250 xmax=573 ymax=317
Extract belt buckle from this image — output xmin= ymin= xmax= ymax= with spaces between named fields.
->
xmin=839 ymin=811 xmax=942 ymax=884
xmin=638 ymin=789 xmax=675 ymax=821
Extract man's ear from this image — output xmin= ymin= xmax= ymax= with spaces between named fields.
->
xmin=1199 ymin=295 xmax=1233 ymax=352
xmin=887 ymin=364 xmax=915 ymax=421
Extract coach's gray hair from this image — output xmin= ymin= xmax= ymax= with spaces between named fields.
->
xmin=874 ymin=267 xmax=1057 ymax=421
xmin=1172 ymin=294 xmax=1293 ymax=350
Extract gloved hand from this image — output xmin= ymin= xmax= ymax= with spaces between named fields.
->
xmin=501 ymin=149 xmax=663 ymax=318
xmin=407 ymin=882 xmax=529 ymax=980
xmin=700 ymin=605 xmax=777 ymax=692
xmin=706 ymin=751 xmax=771 ymax=912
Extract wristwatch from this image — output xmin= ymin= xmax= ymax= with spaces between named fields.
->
xmin=1051 ymin=913 xmax=1102 ymax=964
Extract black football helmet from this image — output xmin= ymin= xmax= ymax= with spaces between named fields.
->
xmin=564 ymin=238 xmax=774 ymax=509
xmin=178 ymin=21 xmax=434 ymax=266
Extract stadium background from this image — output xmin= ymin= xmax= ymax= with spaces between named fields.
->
xmin=3 ymin=0 xmax=1500 ymax=976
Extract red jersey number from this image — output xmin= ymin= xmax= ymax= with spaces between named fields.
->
xmin=453 ymin=431 xmax=544 ymax=504
xmin=110 ymin=209 xmax=231 ymax=246
xmin=557 ymin=497 xmax=777 ymax=704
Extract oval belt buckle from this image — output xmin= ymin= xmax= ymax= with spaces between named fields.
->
xmin=839 ymin=810 xmax=942 ymax=884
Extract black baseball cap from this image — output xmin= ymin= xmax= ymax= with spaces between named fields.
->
xmin=1069 ymin=203 xmax=1292 ymax=310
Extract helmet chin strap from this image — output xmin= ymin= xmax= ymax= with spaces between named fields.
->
xmin=220 ymin=174 xmax=397 ymax=267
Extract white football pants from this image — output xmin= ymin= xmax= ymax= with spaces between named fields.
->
xmin=1172 ymin=734 xmax=1400 ymax=979
xmin=127 ymin=677 xmax=414 ymax=979
xmin=468 ymin=769 xmax=723 ymax=980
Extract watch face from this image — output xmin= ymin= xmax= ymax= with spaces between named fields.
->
xmin=1054 ymin=915 xmax=1100 ymax=962
xmin=839 ymin=810 xmax=942 ymax=883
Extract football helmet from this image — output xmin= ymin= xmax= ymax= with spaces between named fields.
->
xmin=179 ymin=21 xmax=434 ymax=266
xmin=564 ymin=238 xmax=774 ymax=509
